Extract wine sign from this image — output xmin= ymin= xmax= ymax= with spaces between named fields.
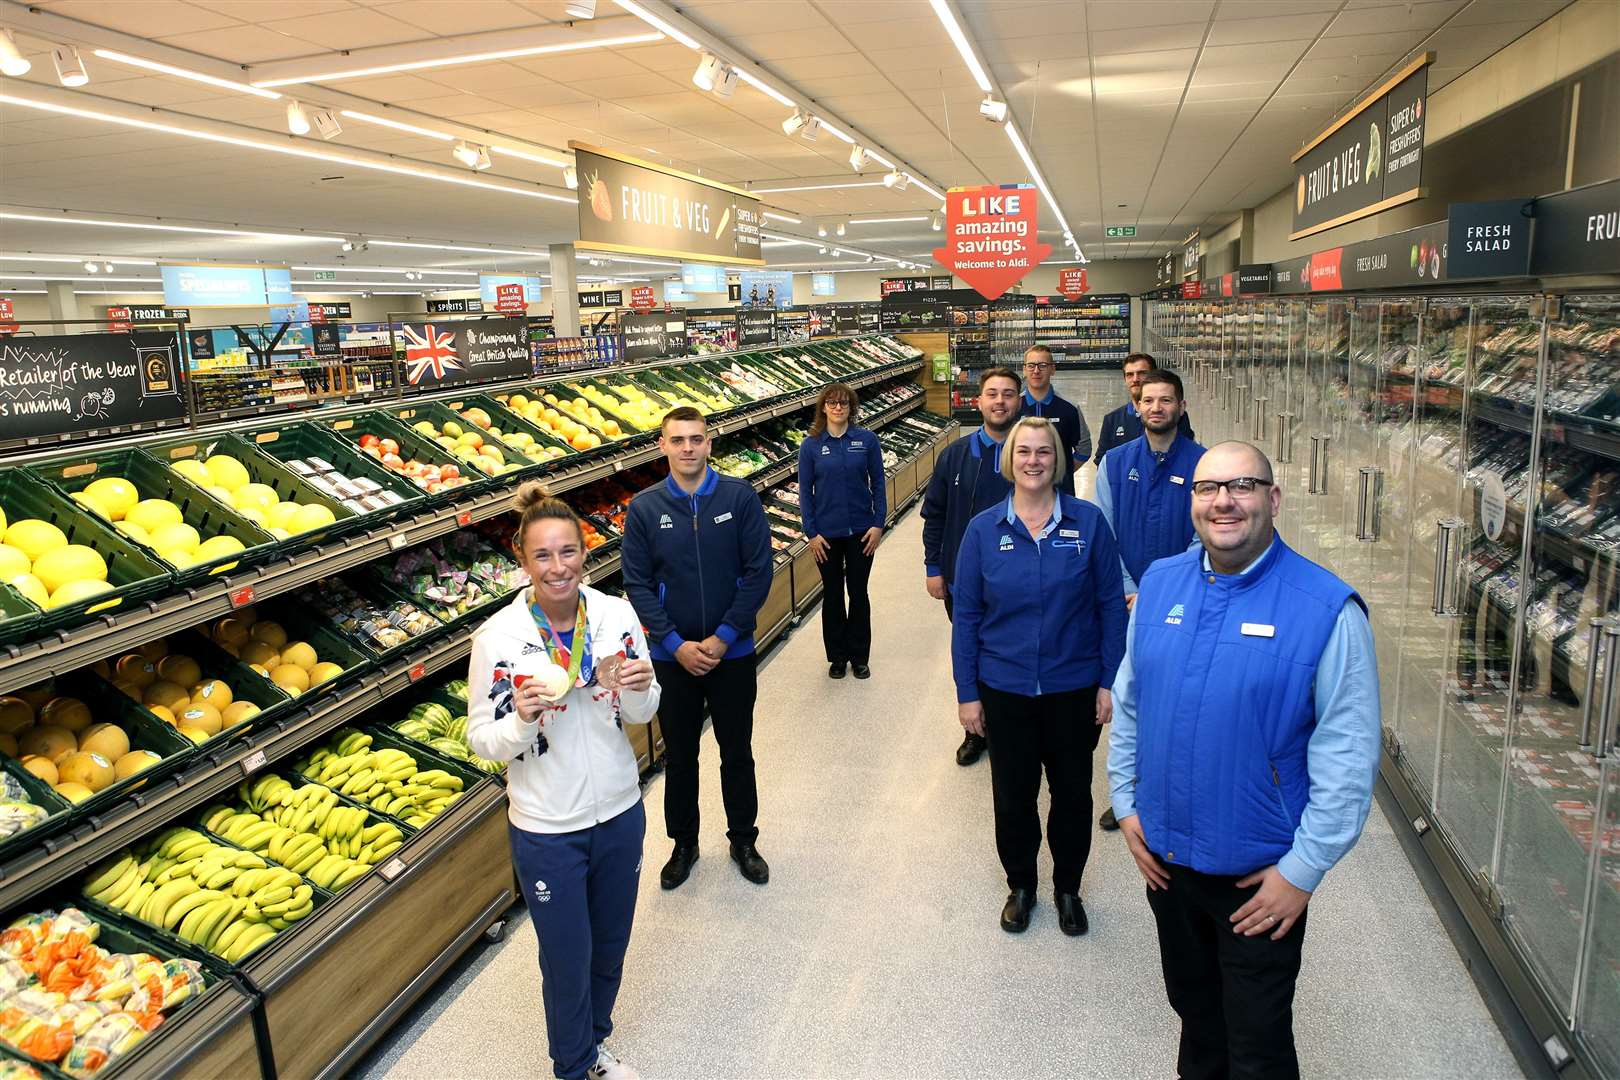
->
xmin=0 ymin=331 xmax=186 ymax=441
xmin=933 ymin=183 xmax=1052 ymax=301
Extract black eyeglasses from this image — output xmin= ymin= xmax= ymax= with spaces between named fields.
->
xmin=824 ymin=399 xmax=850 ymax=408
xmin=1191 ymin=477 xmax=1273 ymax=498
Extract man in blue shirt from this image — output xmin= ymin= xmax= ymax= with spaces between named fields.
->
xmin=1093 ymin=353 xmax=1195 ymax=465
xmin=1018 ymin=345 xmax=1089 ymax=494
xmin=1092 ymin=370 xmax=1205 ymax=833
xmin=1107 ymin=441 xmax=1379 ymax=1080
xmin=622 ymin=407 xmax=774 ymax=891
xmin=921 ymin=367 xmax=1020 ymax=766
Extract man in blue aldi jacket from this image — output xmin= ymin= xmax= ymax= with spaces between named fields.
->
xmin=922 ymin=366 xmax=1021 ymax=766
xmin=1092 ymin=369 xmax=1205 ymax=832
xmin=1107 ymin=441 xmax=1380 ymax=1080
xmin=622 ymin=407 xmax=774 ymax=892
xmin=1093 ymin=353 xmax=1195 ymax=465
xmin=1018 ymin=345 xmax=1090 ymax=494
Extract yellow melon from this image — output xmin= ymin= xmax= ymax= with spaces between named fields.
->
xmin=57 ymin=751 xmax=114 ymax=792
xmin=16 ymin=687 xmax=52 ymax=713
xmin=54 ymin=782 xmax=93 ymax=803
xmin=290 ymin=504 xmax=337 ymax=533
xmin=115 ymin=654 xmax=158 ymax=689
xmin=9 ymin=574 xmax=48 ymax=608
xmin=0 ymin=696 xmax=34 ymax=735
xmin=171 ymin=459 xmax=210 ymax=484
xmin=5 ymin=520 xmax=67 ymax=562
xmin=78 ymin=723 xmax=130 ymax=762
xmin=147 ymin=704 xmax=176 ymax=727
xmin=83 ymin=477 xmax=139 ymax=521
xmin=203 ymin=455 xmax=250 ymax=492
xmin=195 ymin=535 xmax=245 ymax=561
xmin=0 ymin=545 xmax=30 ymax=581
xmin=125 ymin=499 xmax=184 ymax=534
xmin=18 ymin=725 xmax=75 ymax=763
xmin=114 ymin=750 xmax=162 ymax=779
xmin=150 ymin=523 xmax=200 ymax=556
xmin=39 ymin=697 xmax=92 ymax=734
xmin=19 ymin=755 xmax=57 ymax=784
xmin=31 ymin=545 xmax=108 ymax=595
xmin=48 ymin=580 xmax=114 ymax=609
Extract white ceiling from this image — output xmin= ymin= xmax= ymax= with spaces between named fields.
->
xmin=0 ymin=0 xmax=1572 ymax=293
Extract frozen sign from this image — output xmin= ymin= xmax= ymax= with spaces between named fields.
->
xmin=932 ymin=184 xmax=1052 ymax=301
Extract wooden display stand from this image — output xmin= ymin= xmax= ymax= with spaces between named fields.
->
xmin=895 ymin=332 xmax=952 ymax=415
xmin=756 ymin=560 xmax=796 ymax=650
xmin=122 ymin=978 xmax=263 ymax=1080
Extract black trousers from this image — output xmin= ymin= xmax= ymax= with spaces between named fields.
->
xmin=653 ymin=656 xmax=759 ymax=848
xmin=1146 ymin=863 xmax=1309 ymax=1080
xmin=816 ymin=534 xmax=874 ymax=664
xmin=979 ymin=683 xmax=1101 ymax=895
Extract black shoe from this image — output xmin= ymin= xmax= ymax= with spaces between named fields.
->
xmin=955 ymin=732 xmax=987 ymax=766
xmin=660 ymin=844 xmax=698 ymax=890
xmin=729 ymin=842 xmax=769 ymax=885
xmin=1000 ymin=889 xmax=1035 ymax=933
xmin=829 ymin=662 xmax=847 ymax=679
xmin=851 ymin=663 xmax=871 ymax=679
xmin=1099 ymin=807 xmax=1120 ymax=831
xmin=1055 ymin=892 xmax=1089 ymax=936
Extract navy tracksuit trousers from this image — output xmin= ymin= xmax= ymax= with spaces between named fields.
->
xmin=508 ymin=801 xmax=646 ymax=1080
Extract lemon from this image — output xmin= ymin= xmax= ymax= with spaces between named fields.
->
xmin=290 ymin=504 xmax=337 ymax=533
xmin=231 ymin=483 xmax=278 ymax=514
xmin=0 ymin=544 xmax=31 ymax=581
xmin=83 ymin=477 xmax=139 ymax=521
xmin=5 ymin=520 xmax=68 ymax=562
xmin=171 ymin=459 xmax=210 ymax=484
xmin=196 ymin=535 xmax=245 ymax=561
xmin=47 ymin=579 xmax=114 ymax=609
xmin=151 ymin=523 xmax=200 ymax=555
xmin=125 ymin=499 xmax=183 ymax=533
xmin=32 ymin=544 xmax=109 ymax=595
xmin=203 ymin=455 xmax=250 ymax=492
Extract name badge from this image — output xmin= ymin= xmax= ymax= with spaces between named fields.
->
xmin=1058 ymin=528 xmax=1080 ymax=538
xmin=850 ymin=440 xmax=864 ymax=448
xmin=713 ymin=512 xmax=733 ymax=524
xmin=1170 ymin=475 xmax=1185 ymax=485
xmin=1240 ymin=623 xmax=1275 ymax=638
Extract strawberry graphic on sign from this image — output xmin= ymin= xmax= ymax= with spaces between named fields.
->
xmin=932 ymin=183 xmax=1052 ymax=301
xmin=402 ymin=323 xmax=463 ymax=384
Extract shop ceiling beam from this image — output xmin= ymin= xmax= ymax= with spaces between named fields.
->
xmin=609 ymin=0 xmax=947 ymax=207
xmin=0 ymin=1 xmax=574 ymax=171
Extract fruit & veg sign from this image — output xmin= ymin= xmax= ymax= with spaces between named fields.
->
xmin=395 ymin=317 xmax=531 ymax=393
xmin=1291 ymin=53 xmax=1431 ymax=241
xmin=0 ymin=331 xmax=186 ymax=443
xmin=932 ymin=183 xmax=1052 ymax=301
xmin=570 ymin=142 xmax=764 ymax=266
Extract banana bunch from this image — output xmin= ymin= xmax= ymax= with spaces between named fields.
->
xmin=81 ymin=827 xmax=316 ymax=962
xmin=292 ymin=728 xmax=465 ymax=827
xmin=200 ymin=793 xmax=402 ymax=892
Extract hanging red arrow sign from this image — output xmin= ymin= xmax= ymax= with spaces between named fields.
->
xmin=932 ymin=183 xmax=1052 ymax=301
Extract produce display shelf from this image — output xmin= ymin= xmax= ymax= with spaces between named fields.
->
xmin=0 ymin=357 xmax=922 ymax=696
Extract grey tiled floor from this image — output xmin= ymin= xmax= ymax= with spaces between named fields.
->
xmin=354 ymin=501 xmax=1524 ymax=1080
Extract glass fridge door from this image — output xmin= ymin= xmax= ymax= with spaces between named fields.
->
xmin=1277 ymin=301 xmax=1309 ymax=551
xmin=1575 ymin=734 xmax=1620 ymax=1074
xmin=1368 ymin=300 xmax=1422 ymax=724
xmin=1495 ymin=293 xmax=1620 ymax=1032
xmin=1432 ymin=297 xmax=1540 ymax=886
xmin=1339 ymin=298 xmax=1384 ymax=598
xmin=1311 ymin=301 xmax=1354 ymax=578
xmin=1392 ymin=298 xmax=1472 ymax=802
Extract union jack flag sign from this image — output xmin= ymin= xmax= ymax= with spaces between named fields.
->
xmin=402 ymin=323 xmax=463 ymax=384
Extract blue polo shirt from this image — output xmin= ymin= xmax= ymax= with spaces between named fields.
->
xmin=797 ymin=425 xmax=887 ymax=539
xmin=949 ymin=492 xmax=1128 ymax=703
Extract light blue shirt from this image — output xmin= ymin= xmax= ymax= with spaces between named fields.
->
xmin=1091 ymin=447 xmax=1201 ymax=595
xmin=1107 ymin=539 xmax=1380 ymax=892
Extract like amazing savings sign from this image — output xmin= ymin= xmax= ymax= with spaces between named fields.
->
xmin=932 ymin=183 xmax=1053 ymax=301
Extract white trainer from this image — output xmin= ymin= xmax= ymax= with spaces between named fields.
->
xmin=586 ymin=1042 xmax=639 ymax=1080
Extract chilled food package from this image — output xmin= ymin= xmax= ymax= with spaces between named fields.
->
xmin=295 ymin=578 xmax=439 ymax=652
xmin=371 ymin=532 xmax=527 ymax=622
xmin=0 ymin=905 xmax=205 ymax=1076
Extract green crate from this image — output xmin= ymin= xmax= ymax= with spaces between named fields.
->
xmin=0 ymin=580 xmax=41 ymax=647
xmin=443 ymin=392 xmax=579 ymax=462
xmin=0 ymin=754 xmax=73 ymax=863
xmin=243 ymin=421 xmax=426 ymax=522
xmin=147 ymin=432 xmax=359 ymax=550
xmin=326 ymin=411 xmax=499 ymax=497
xmin=34 ymin=447 xmax=277 ymax=589
xmin=0 ymin=468 xmax=173 ymax=633
xmin=232 ymin=596 xmax=372 ymax=707
xmin=385 ymin=400 xmax=539 ymax=481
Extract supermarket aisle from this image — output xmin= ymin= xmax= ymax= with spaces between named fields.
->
xmin=357 ymin=506 xmax=1524 ymax=1080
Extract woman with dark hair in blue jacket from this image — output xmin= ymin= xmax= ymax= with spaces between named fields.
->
xmin=952 ymin=416 xmax=1128 ymax=937
xmin=798 ymin=382 xmax=886 ymax=679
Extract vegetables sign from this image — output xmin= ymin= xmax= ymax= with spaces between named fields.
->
xmin=932 ymin=183 xmax=1051 ymax=301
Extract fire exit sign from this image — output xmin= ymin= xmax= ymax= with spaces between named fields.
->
xmin=1105 ymin=226 xmax=1136 ymax=237
xmin=312 ymin=270 xmax=337 ymax=281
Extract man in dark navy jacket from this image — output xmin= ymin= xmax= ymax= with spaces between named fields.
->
xmin=1093 ymin=353 xmax=1195 ymax=465
xmin=1018 ymin=345 xmax=1089 ymax=494
xmin=622 ymin=407 xmax=774 ymax=891
xmin=922 ymin=366 xmax=1020 ymax=766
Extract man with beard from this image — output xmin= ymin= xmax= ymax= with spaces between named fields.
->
xmin=1017 ymin=345 xmax=1089 ymax=494
xmin=1107 ymin=442 xmax=1379 ymax=1080
xmin=1092 ymin=370 xmax=1205 ymax=831
xmin=922 ymin=366 xmax=1020 ymax=766
xmin=1093 ymin=353 xmax=1195 ymax=466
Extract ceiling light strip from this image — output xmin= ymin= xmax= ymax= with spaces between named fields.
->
xmin=368 ymin=240 xmax=550 ymax=257
xmin=927 ymin=0 xmax=993 ymax=93
xmin=0 ymin=211 xmax=343 ymax=244
xmin=848 ymin=216 xmax=928 ymax=225
xmin=491 ymin=146 xmax=570 ymax=168
xmin=251 ymin=33 xmax=664 ymax=87
xmin=1003 ymin=122 xmax=1071 ymax=238
xmin=750 ymin=181 xmax=888 ymax=193
xmin=0 ymin=91 xmax=576 ymax=206
xmin=611 ymin=0 xmax=700 ymax=49
xmin=91 ymin=49 xmax=282 ymax=99
xmin=339 ymin=110 xmax=454 ymax=141
xmin=291 ymin=265 xmax=480 ymax=276
xmin=0 ymin=254 xmax=158 ymax=265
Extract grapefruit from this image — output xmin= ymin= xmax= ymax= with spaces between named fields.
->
xmin=280 ymin=641 xmax=317 ymax=670
xmin=309 ymin=662 xmax=344 ymax=686
xmin=19 ymin=725 xmax=76 ymax=763
xmin=240 ymin=642 xmax=279 ymax=668
xmin=20 ymin=755 xmax=57 ymax=784
xmin=39 ymin=697 xmax=92 ymax=734
xmin=147 ymin=704 xmax=176 ymax=727
xmin=54 ymin=782 xmax=94 ymax=803
xmin=177 ymin=703 xmax=222 ymax=735
xmin=5 ymin=520 xmax=67 ymax=562
xmin=155 ymin=654 xmax=201 ymax=688
xmin=250 ymin=621 xmax=287 ymax=649
xmin=142 ymin=681 xmax=190 ymax=713
xmin=189 ymin=679 xmax=233 ymax=710
xmin=57 ymin=751 xmax=114 ymax=792
xmin=269 ymin=665 xmax=310 ymax=694
xmin=222 ymin=701 xmax=259 ymax=728
xmin=0 ymin=696 xmax=34 ymax=735
xmin=176 ymin=727 xmax=210 ymax=745
xmin=114 ymin=750 xmax=162 ymax=779
xmin=114 ymin=654 xmax=157 ymax=688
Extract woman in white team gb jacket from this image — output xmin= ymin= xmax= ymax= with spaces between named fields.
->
xmin=468 ymin=482 xmax=659 ymax=1080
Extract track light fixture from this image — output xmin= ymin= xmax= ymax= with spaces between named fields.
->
xmin=979 ymin=95 xmax=1008 ymax=123
xmin=693 ymin=51 xmax=724 ymax=92
xmin=931 ymin=213 xmax=942 ymax=232
xmin=712 ymin=65 xmax=736 ymax=98
xmin=84 ymin=261 xmax=98 ymax=273
xmin=817 ymin=223 xmax=827 ymax=238
xmin=285 ymin=100 xmax=310 ymax=135
xmin=52 ymin=45 xmax=88 ymax=87
xmin=882 ymin=170 xmax=909 ymax=191
xmin=310 ymin=108 xmax=342 ymax=140
xmin=835 ymin=221 xmax=846 ymax=237
xmin=103 ymin=261 xmax=114 ymax=273
xmin=563 ymin=165 xmax=578 ymax=190
xmin=564 ymin=0 xmax=597 ymax=17
xmin=849 ymin=144 xmax=870 ymax=172
xmin=452 ymin=140 xmax=492 ymax=170
xmin=781 ymin=109 xmax=807 ymax=138
xmin=0 ymin=31 xmax=30 ymax=78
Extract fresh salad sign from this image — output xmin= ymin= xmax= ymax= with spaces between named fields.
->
xmin=933 ymin=183 xmax=1051 ymax=301
xmin=571 ymin=142 xmax=764 ymax=266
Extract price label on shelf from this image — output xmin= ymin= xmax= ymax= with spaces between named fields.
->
xmin=378 ymin=857 xmax=408 ymax=882
xmin=389 ymin=533 xmax=407 ymax=550
xmin=456 ymin=511 xmax=472 ymax=527
xmin=228 ymin=586 xmax=255 ymax=609
xmin=408 ymin=662 xmax=426 ymax=682
xmin=240 ymin=750 xmax=268 ymax=776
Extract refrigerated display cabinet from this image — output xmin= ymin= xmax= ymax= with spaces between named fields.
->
xmin=1147 ymin=291 xmax=1620 ymax=1078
